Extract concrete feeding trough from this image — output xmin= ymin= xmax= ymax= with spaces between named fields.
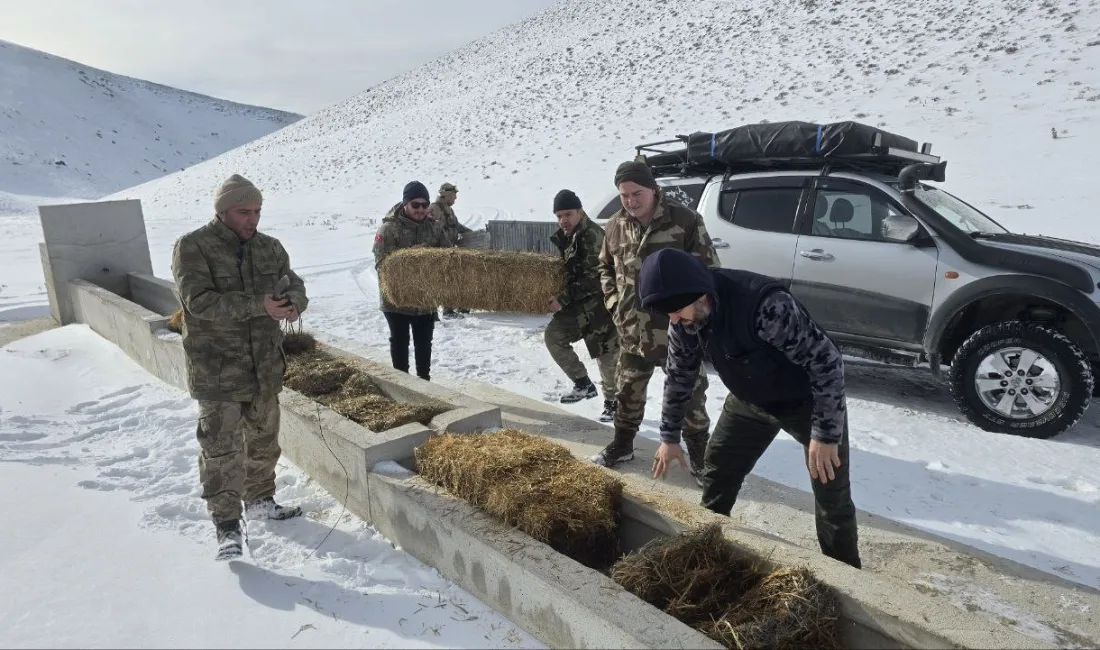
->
xmin=34 ymin=199 xmax=1072 ymax=650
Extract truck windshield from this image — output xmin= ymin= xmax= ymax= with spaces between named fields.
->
xmin=912 ymin=184 xmax=1009 ymax=235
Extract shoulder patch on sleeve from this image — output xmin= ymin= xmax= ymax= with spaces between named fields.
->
xmin=374 ymin=233 xmax=384 ymax=243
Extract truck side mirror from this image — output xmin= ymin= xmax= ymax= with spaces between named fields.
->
xmin=881 ymin=214 xmax=924 ymax=244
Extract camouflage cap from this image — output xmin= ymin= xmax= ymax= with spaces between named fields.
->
xmin=440 ymin=182 xmax=458 ymax=193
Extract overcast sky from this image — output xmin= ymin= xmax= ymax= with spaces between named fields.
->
xmin=3 ymin=0 xmax=556 ymax=115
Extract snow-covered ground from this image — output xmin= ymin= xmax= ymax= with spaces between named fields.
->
xmin=0 ymin=38 xmax=300 ymax=215
xmin=0 ymin=324 xmax=542 ymax=649
xmin=1 ymin=0 xmax=1099 ymax=637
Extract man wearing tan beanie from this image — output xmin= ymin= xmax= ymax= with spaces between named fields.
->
xmin=171 ymin=173 xmax=310 ymax=561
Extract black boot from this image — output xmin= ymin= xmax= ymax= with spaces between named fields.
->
xmin=598 ymin=399 xmax=616 ymax=423
xmin=244 ymin=496 xmax=302 ymax=521
xmin=215 ymin=520 xmax=242 ymax=561
xmin=560 ymin=377 xmax=598 ymax=404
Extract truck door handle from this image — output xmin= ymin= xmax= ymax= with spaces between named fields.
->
xmin=712 ymin=237 xmax=730 ymax=249
xmin=799 ymin=248 xmax=834 ymax=261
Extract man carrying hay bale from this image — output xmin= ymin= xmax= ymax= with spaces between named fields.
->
xmin=171 ymin=173 xmax=310 ymax=561
xmin=639 ymin=247 xmax=861 ymax=569
xmin=593 ymin=161 xmax=718 ymax=485
xmin=428 ymin=182 xmax=473 ymax=319
xmin=545 ymin=189 xmax=620 ymax=421
xmin=373 ymin=180 xmax=450 ymax=381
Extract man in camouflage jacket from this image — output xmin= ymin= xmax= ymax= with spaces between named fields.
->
xmin=373 ymin=180 xmax=450 ymax=380
xmin=545 ymin=190 xmax=620 ymax=423
xmin=428 ymin=182 xmax=473 ymax=318
xmin=171 ymin=173 xmax=309 ymax=561
xmin=594 ymin=161 xmax=719 ymax=485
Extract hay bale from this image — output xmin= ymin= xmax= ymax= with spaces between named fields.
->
xmin=326 ymin=393 xmax=445 ymax=431
xmin=167 ymin=308 xmax=183 ymax=334
xmin=415 ymin=429 xmax=622 ymax=570
xmin=611 ymin=523 xmax=842 ymax=650
xmin=379 ymin=247 xmax=563 ymax=314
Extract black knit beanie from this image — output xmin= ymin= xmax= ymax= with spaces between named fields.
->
xmin=647 ymin=293 xmax=703 ymax=315
xmin=402 ymin=180 xmax=430 ymax=204
xmin=614 ymin=161 xmax=659 ymax=189
xmin=553 ymin=189 xmax=583 ymax=212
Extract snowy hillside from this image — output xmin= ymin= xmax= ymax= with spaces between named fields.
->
xmin=1 ymin=0 xmax=1099 ymax=618
xmin=0 ymin=39 xmax=301 ymax=215
xmin=104 ymin=0 xmax=1100 ymax=236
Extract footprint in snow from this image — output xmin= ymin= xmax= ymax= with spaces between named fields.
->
xmin=866 ymin=431 xmax=899 ymax=446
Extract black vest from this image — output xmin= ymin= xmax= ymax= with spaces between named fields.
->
xmin=702 ymin=269 xmax=814 ymax=411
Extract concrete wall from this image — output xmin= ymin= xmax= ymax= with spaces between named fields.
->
xmin=129 ymin=272 xmax=181 ymax=316
xmin=38 ymin=200 xmax=153 ymax=325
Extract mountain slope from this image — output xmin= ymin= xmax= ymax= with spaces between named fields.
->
xmin=0 ymin=39 xmax=301 ymax=214
xmin=106 ymin=0 xmax=1099 ymax=240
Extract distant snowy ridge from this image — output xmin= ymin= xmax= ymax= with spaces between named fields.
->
xmin=0 ymin=38 xmax=301 ymax=214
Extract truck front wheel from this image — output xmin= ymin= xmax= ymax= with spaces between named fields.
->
xmin=948 ymin=321 xmax=1092 ymax=439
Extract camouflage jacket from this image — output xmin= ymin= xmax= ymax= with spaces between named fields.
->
xmin=598 ymin=193 xmax=719 ymax=361
xmin=427 ymin=199 xmax=472 ymax=247
xmin=373 ymin=203 xmax=449 ymax=316
xmin=171 ymin=217 xmax=308 ymax=402
xmin=551 ymin=215 xmax=618 ymax=356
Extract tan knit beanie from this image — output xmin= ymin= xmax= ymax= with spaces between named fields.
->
xmin=214 ymin=174 xmax=263 ymax=213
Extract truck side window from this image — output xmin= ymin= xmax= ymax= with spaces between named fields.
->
xmin=720 ymin=188 xmax=801 ymax=234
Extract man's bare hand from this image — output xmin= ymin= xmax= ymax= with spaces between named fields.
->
xmin=264 ymin=295 xmax=294 ymax=321
xmin=285 ymin=305 xmax=300 ymax=323
xmin=549 ymin=298 xmax=562 ymax=313
xmin=807 ymin=439 xmax=842 ymax=484
xmin=652 ymin=442 xmax=687 ymax=480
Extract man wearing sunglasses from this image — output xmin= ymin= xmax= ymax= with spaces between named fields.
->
xmin=638 ymin=247 xmax=861 ymax=569
xmin=373 ymin=180 xmax=450 ymax=381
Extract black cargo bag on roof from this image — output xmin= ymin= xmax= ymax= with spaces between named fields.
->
xmin=685 ymin=121 xmax=920 ymax=166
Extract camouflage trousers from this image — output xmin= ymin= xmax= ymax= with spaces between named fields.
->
xmin=195 ymin=394 xmax=282 ymax=524
xmin=544 ymin=304 xmax=620 ymax=397
xmin=614 ymin=351 xmax=711 ymax=447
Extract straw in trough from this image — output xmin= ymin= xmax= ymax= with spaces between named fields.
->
xmin=379 ymin=247 xmax=564 ymax=314
xmin=283 ymin=342 xmax=448 ymax=432
xmin=611 ymin=523 xmax=842 ymax=649
xmin=415 ymin=428 xmax=623 ymax=570
xmin=167 ymin=308 xmax=183 ymax=333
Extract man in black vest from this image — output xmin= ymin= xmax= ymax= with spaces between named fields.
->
xmin=638 ymin=247 xmax=861 ymax=569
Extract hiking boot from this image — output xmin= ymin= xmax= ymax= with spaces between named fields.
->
xmin=560 ymin=377 xmax=598 ymax=404
xmin=684 ymin=434 xmax=710 ymax=488
xmin=591 ymin=437 xmax=635 ymax=467
xmin=215 ymin=520 xmax=242 ymax=561
xmin=598 ymin=400 xmax=616 ymax=423
xmin=244 ymin=497 xmax=303 ymax=521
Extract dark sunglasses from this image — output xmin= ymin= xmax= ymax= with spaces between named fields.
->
xmin=409 ymin=201 xmax=430 ymax=209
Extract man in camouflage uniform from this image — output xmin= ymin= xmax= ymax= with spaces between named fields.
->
xmin=428 ymin=182 xmax=472 ymax=318
xmin=171 ymin=173 xmax=309 ymax=561
xmin=374 ymin=181 xmax=450 ymax=380
xmin=545 ymin=189 xmax=620 ymax=423
xmin=594 ymin=161 xmax=719 ymax=486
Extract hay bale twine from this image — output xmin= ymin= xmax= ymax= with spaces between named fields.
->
xmin=167 ymin=308 xmax=183 ymax=334
xmin=415 ymin=429 xmax=622 ymax=570
xmin=611 ymin=523 xmax=842 ymax=650
xmin=379 ymin=247 xmax=563 ymax=314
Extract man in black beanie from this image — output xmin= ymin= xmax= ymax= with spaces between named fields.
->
xmin=638 ymin=247 xmax=861 ymax=569
xmin=372 ymin=181 xmax=449 ymax=380
xmin=594 ymin=161 xmax=719 ymax=487
xmin=545 ymin=189 xmax=620 ymax=422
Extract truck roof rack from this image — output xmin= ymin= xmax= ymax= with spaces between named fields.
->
xmin=634 ymin=123 xmax=943 ymax=180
